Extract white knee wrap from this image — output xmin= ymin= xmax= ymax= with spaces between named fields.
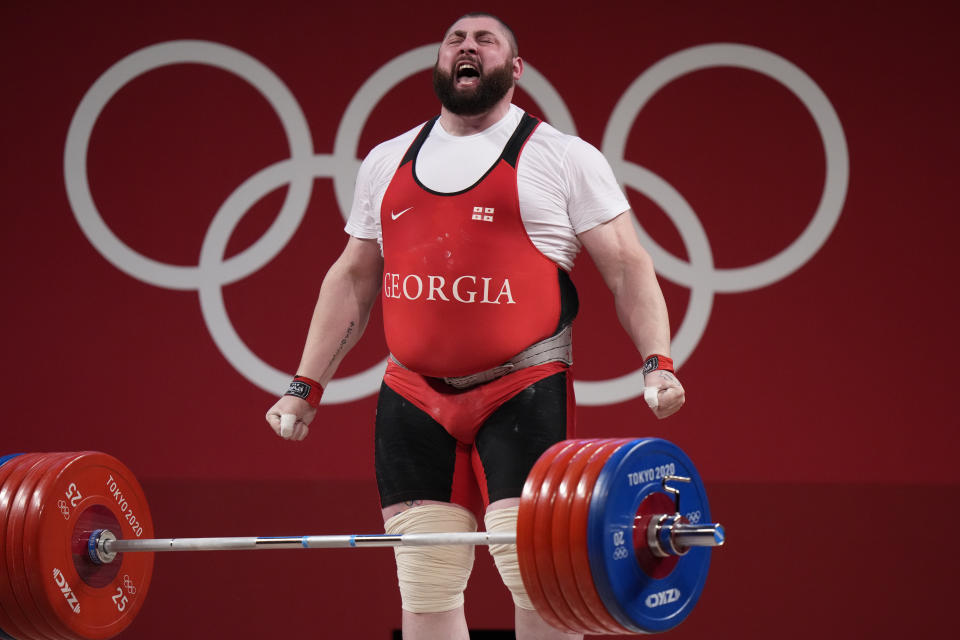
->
xmin=485 ymin=506 xmax=535 ymax=610
xmin=384 ymin=504 xmax=477 ymax=613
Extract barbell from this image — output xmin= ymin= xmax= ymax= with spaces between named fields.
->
xmin=0 ymin=438 xmax=723 ymax=638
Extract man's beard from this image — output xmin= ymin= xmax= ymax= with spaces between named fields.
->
xmin=432 ymin=59 xmax=514 ymax=116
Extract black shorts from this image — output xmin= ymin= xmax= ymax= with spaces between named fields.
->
xmin=374 ymin=370 xmax=573 ymax=508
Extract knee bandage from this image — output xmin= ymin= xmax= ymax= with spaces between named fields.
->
xmin=485 ymin=506 xmax=535 ymax=610
xmin=384 ymin=504 xmax=477 ymax=613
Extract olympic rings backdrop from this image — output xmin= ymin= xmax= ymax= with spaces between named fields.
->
xmin=2 ymin=0 xmax=957 ymax=637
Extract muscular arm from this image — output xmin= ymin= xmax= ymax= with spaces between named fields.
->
xmin=579 ymin=210 xmax=668 ymax=357
xmin=578 ymin=210 xmax=684 ymax=418
xmin=265 ymin=236 xmax=383 ymax=439
xmin=296 ymin=236 xmax=384 ymax=386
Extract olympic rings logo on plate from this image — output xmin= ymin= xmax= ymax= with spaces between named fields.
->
xmin=63 ymin=40 xmax=848 ymax=406
xmin=122 ymin=574 xmax=137 ymax=595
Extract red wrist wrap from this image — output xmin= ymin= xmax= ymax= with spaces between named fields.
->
xmin=642 ymin=354 xmax=674 ymax=375
xmin=285 ymin=375 xmax=324 ymax=408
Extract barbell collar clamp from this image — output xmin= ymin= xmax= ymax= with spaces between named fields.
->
xmin=88 ymin=528 xmax=118 ymax=565
xmin=662 ymin=474 xmax=692 ymax=512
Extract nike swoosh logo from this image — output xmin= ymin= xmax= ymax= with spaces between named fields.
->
xmin=391 ymin=207 xmax=414 ymax=221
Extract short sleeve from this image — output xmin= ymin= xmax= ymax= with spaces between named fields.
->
xmin=343 ymin=153 xmax=382 ymax=240
xmin=562 ymin=138 xmax=631 ymax=235
xmin=343 ymin=126 xmax=421 ymax=242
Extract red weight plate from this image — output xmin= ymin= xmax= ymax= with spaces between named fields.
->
xmin=17 ymin=454 xmax=93 ymax=640
xmin=0 ymin=453 xmax=48 ymax=640
xmin=532 ymin=440 xmax=595 ymax=633
xmin=25 ymin=452 xmax=154 ymax=640
xmin=550 ymin=440 xmax=613 ymax=634
xmin=632 ymin=492 xmax=681 ymax=579
xmin=0 ymin=452 xmax=39 ymax=640
xmin=569 ymin=439 xmax=634 ymax=635
xmin=1 ymin=453 xmax=57 ymax=640
xmin=516 ymin=440 xmax=575 ymax=632
xmin=8 ymin=452 xmax=82 ymax=640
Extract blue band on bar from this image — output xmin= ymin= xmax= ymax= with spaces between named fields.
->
xmin=87 ymin=529 xmax=106 ymax=565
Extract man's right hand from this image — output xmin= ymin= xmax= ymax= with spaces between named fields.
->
xmin=265 ymin=395 xmax=317 ymax=441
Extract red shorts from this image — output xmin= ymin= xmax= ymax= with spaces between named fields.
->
xmin=375 ymin=361 xmax=575 ymax=510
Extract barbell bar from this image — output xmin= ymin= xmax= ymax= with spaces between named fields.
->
xmin=92 ymin=523 xmax=721 ymax=558
xmin=0 ymin=438 xmax=723 ymax=639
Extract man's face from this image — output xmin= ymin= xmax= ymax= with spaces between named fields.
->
xmin=433 ymin=16 xmax=520 ymax=116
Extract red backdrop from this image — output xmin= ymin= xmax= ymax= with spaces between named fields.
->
xmin=1 ymin=0 xmax=957 ymax=637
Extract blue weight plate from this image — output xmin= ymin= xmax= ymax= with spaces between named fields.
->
xmin=586 ymin=438 xmax=712 ymax=633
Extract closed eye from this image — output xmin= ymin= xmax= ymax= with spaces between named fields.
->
xmin=445 ymin=29 xmax=499 ymax=48
xmin=475 ymin=30 xmax=498 ymax=45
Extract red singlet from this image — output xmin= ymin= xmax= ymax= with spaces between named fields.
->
xmin=379 ymin=113 xmax=565 ymax=378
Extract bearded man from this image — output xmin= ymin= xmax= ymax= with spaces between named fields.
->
xmin=266 ymin=12 xmax=685 ymax=640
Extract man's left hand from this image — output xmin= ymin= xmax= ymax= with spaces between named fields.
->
xmin=643 ymin=370 xmax=685 ymax=419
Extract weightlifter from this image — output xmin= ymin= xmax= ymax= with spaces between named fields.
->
xmin=266 ymin=12 xmax=685 ymax=639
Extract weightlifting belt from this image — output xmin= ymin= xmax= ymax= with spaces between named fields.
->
xmin=390 ymin=324 xmax=572 ymax=390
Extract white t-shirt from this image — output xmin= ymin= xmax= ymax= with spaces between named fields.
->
xmin=344 ymin=104 xmax=630 ymax=272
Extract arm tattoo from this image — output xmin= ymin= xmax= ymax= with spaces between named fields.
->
xmin=327 ymin=321 xmax=356 ymax=367
xmin=649 ymin=370 xmax=679 ymax=385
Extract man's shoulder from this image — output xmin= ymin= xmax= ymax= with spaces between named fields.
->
xmin=523 ymin=115 xmax=599 ymax=170
xmin=523 ymin=110 xmax=574 ymax=141
xmin=364 ymin=120 xmax=431 ymax=165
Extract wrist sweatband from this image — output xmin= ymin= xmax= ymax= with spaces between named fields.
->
xmin=642 ymin=354 xmax=674 ymax=375
xmin=284 ymin=375 xmax=324 ymax=408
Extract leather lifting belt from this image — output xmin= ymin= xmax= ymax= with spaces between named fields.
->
xmin=390 ymin=324 xmax=573 ymax=390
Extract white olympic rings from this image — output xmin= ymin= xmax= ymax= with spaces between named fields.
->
xmin=63 ymin=40 xmax=847 ymax=405
xmin=580 ymin=43 xmax=849 ymax=404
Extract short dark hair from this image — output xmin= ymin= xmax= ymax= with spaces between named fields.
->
xmin=444 ymin=12 xmax=519 ymax=57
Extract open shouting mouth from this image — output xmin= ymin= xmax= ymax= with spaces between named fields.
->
xmin=455 ymin=60 xmax=481 ymax=88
